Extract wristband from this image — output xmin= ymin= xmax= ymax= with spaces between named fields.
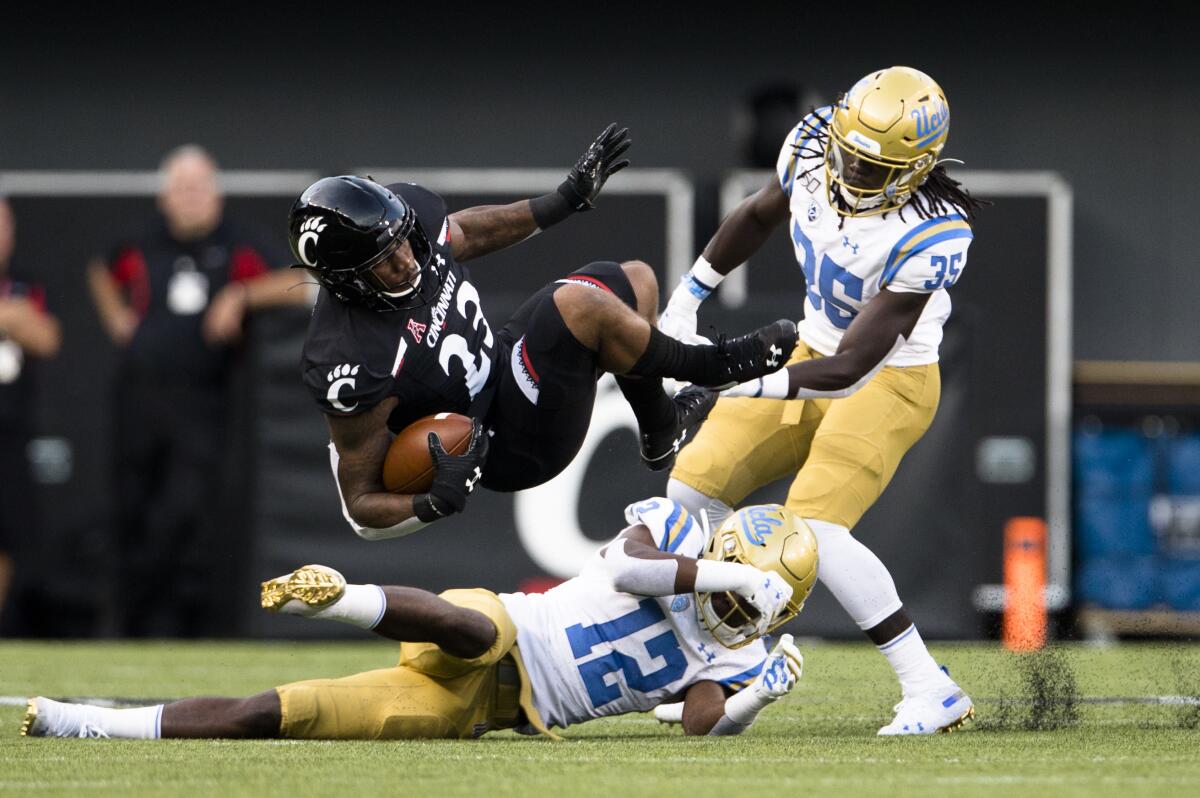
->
xmin=721 ymin=368 xmax=790 ymax=400
xmin=412 ymin=493 xmax=449 ymax=523
xmin=723 ymin=679 xmax=775 ymax=724
xmin=529 ymin=186 xmax=575 ymax=230
xmin=680 ymin=256 xmax=726 ymax=301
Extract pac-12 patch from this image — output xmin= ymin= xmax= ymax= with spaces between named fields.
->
xmin=671 ymin=595 xmax=691 ymax=613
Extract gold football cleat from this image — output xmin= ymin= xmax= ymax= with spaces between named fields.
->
xmin=20 ymin=698 xmax=43 ymax=737
xmin=938 ymin=704 xmax=976 ymax=734
xmin=261 ymin=565 xmax=346 ymax=612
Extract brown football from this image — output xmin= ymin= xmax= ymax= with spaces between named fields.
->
xmin=382 ymin=412 xmax=474 ymax=494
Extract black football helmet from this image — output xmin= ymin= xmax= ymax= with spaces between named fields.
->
xmin=288 ymin=176 xmax=441 ymax=311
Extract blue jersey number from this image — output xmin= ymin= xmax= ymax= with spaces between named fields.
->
xmin=924 ymin=253 xmax=963 ymax=290
xmin=565 ymin=598 xmax=686 ymax=708
xmin=792 ymin=220 xmax=864 ymax=330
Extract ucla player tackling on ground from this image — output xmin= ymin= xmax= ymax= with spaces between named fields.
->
xmin=22 ymin=500 xmax=817 ymax=740
xmin=658 ymin=66 xmax=984 ymax=735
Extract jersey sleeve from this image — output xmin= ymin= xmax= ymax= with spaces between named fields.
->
xmin=301 ymin=361 xmax=394 ymax=416
xmin=879 ymin=215 xmax=974 ymax=294
xmin=706 ymin=638 xmax=769 ymax=693
xmin=776 ymin=106 xmax=833 ymax=198
xmin=622 ymin=498 xmax=707 ymax=559
xmin=391 ymin=183 xmax=450 ymax=246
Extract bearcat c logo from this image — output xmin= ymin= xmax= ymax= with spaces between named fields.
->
xmin=297 ymin=217 xmax=327 ymax=267
xmin=739 ymin=506 xmax=782 ymax=546
xmin=326 ymin=363 xmax=360 ymax=412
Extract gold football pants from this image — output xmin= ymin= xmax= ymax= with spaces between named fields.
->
xmin=673 ymin=341 xmax=940 ymax=529
xmin=275 ymin=589 xmax=550 ymax=740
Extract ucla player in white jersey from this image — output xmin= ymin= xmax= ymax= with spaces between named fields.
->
xmin=659 ymin=66 xmax=984 ymax=735
xmin=22 ymin=500 xmax=818 ymax=741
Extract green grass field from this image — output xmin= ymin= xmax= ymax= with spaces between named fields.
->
xmin=1 ymin=640 xmax=1197 ymax=797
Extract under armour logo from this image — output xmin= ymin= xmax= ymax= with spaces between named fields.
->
xmin=435 ymin=253 xmax=446 ymax=268
xmin=766 ymin=344 xmax=782 ymax=368
xmin=841 ymin=235 xmax=860 ymax=255
xmin=464 ymin=467 xmax=481 ymax=493
xmin=697 ymin=642 xmax=716 ymax=663
xmin=671 ymin=430 xmax=688 ymax=453
xmin=296 ymin=217 xmax=328 ymax=267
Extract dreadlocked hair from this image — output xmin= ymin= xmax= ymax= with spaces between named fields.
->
xmin=905 ymin=165 xmax=990 ymax=221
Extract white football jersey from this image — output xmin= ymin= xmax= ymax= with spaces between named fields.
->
xmin=500 ymin=498 xmax=768 ymax=730
xmin=776 ymin=107 xmax=974 ymax=366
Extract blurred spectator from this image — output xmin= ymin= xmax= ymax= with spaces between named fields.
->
xmin=0 ymin=197 xmax=62 ymax=628
xmin=87 ymin=145 xmax=309 ymax=637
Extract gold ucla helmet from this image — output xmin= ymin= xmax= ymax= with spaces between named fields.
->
xmin=826 ymin=66 xmax=950 ymax=217
xmin=696 ymin=504 xmax=819 ymax=648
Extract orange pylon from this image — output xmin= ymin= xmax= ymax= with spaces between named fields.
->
xmin=1003 ymin=517 xmax=1047 ymax=652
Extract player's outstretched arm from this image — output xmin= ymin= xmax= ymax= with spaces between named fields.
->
xmin=722 ymin=288 xmax=929 ymax=401
xmin=448 ymin=123 xmax=630 ymax=262
xmin=705 ymin=634 xmax=803 ymax=735
xmin=594 ymin=523 xmax=791 ymax=633
xmin=660 ymin=176 xmax=790 ymax=343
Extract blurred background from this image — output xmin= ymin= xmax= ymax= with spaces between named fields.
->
xmin=0 ymin=3 xmax=1196 ymax=642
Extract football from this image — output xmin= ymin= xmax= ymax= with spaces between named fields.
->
xmin=382 ymin=412 xmax=474 ymax=494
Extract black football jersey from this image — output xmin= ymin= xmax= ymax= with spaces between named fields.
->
xmin=300 ymin=183 xmax=500 ymax=432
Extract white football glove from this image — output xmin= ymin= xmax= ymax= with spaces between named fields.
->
xmin=736 ymin=570 xmax=794 ymax=638
xmin=750 ymin=633 xmax=804 ymax=700
xmin=658 ymin=280 xmax=712 ymax=345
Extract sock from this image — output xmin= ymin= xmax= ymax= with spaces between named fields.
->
xmin=629 ymin=327 xmax=721 ymax=384
xmin=803 ymin=518 xmax=951 ymax=697
xmin=45 ymin=700 xmax=163 ymax=738
xmin=616 ymin=374 xmax=675 ymax=435
xmin=304 ymin=584 xmax=387 ymax=630
xmin=877 ymin=623 xmax=953 ymax=698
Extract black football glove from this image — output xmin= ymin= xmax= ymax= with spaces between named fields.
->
xmin=412 ymin=418 xmax=489 ymax=522
xmin=558 ymin=123 xmax=632 ymax=211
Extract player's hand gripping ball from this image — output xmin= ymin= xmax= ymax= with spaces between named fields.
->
xmin=382 ymin=412 xmax=474 ymax=494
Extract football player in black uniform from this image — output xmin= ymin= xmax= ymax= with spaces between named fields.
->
xmin=291 ymin=126 xmax=798 ymax=540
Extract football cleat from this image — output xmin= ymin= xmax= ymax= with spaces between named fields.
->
xmin=640 ymin=385 xmax=718 ymax=471
xmin=20 ymin=698 xmax=45 ymax=737
xmin=261 ymin=564 xmax=347 ymax=614
xmin=19 ymin=696 xmax=107 ymax=738
xmin=877 ymin=684 xmax=975 ymax=736
xmin=698 ymin=319 xmax=798 ymax=390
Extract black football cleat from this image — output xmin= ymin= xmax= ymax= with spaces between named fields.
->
xmin=696 ymin=319 xmax=798 ymax=390
xmin=640 ymin=385 xmax=719 ymax=472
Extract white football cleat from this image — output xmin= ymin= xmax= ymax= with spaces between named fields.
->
xmin=877 ymin=685 xmax=974 ymax=736
xmin=20 ymin=697 xmax=108 ymax=738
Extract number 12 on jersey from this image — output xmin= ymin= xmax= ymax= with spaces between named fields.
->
xmin=564 ymin=598 xmax=686 ymax=708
